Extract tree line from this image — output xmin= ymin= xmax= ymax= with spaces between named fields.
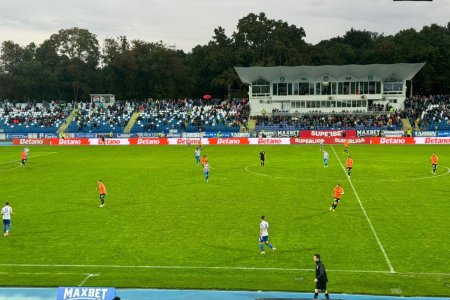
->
xmin=0 ymin=12 xmax=449 ymax=101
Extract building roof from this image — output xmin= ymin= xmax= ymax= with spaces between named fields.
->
xmin=234 ymin=63 xmax=426 ymax=83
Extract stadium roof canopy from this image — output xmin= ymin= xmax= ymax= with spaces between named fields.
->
xmin=234 ymin=63 xmax=426 ymax=83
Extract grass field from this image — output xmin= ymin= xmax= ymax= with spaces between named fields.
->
xmin=0 ymin=144 xmax=449 ymax=296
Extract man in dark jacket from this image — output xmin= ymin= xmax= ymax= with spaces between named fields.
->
xmin=314 ymin=254 xmax=329 ymax=299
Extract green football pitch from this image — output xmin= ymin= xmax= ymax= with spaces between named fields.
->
xmin=0 ymin=144 xmax=449 ymax=296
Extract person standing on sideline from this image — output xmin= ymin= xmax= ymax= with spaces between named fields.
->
xmin=195 ymin=146 xmax=201 ymax=165
xmin=259 ymin=216 xmax=276 ymax=254
xmin=21 ymin=149 xmax=27 ymax=167
xmin=323 ymin=150 xmax=329 ymax=168
xmin=260 ymin=149 xmax=266 ymax=166
xmin=430 ymin=153 xmax=438 ymax=175
xmin=319 ymin=140 xmax=324 ymax=151
xmin=97 ymin=180 xmax=107 ymax=208
xmin=2 ymin=202 xmax=14 ymax=237
xmin=313 ymin=254 xmax=329 ymax=299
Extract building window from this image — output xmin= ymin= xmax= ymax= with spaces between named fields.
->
xmin=251 ymin=79 xmax=270 ymax=97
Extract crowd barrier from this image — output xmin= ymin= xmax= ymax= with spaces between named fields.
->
xmin=11 ymin=137 xmax=450 ymax=146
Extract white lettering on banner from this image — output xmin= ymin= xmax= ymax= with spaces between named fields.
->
xmin=248 ymin=138 xmax=290 ymax=145
xmin=334 ymin=138 xmax=367 ymax=144
xmin=137 ymin=139 xmax=160 ymax=145
xmin=63 ymin=287 xmax=108 ymax=299
xmin=89 ymin=138 xmax=129 ymax=145
xmin=380 ymin=138 xmax=406 ymax=144
xmin=414 ymin=131 xmax=437 ymax=137
xmin=19 ymin=139 xmax=44 ymax=145
xmin=383 ymin=131 xmax=404 ymax=137
xmin=277 ymin=130 xmax=299 ymax=137
xmin=59 ymin=139 xmax=81 ymax=145
xmin=293 ymin=138 xmax=324 ymax=144
xmin=424 ymin=137 xmax=450 ymax=144
xmin=357 ymin=129 xmax=381 ymax=137
xmin=168 ymin=138 xmax=206 ymax=145
xmin=311 ymin=130 xmax=343 ymax=137
xmin=217 ymin=139 xmax=241 ymax=145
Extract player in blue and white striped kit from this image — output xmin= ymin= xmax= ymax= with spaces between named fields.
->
xmin=323 ymin=150 xmax=329 ymax=168
xmin=194 ymin=146 xmax=201 ymax=165
xmin=2 ymin=202 xmax=14 ymax=237
xmin=203 ymin=162 xmax=210 ymax=182
xmin=259 ymin=216 xmax=276 ymax=254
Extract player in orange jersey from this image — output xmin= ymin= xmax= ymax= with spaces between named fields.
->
xmin=343 ymin=140 xmax=349 ymax=154
xmin=20 ymin=149 xmax=27 ymax=167
xmin=97 ymin=180 xmax=107 ymax=208
xmin=346 ymin=156 xmax=353 ymax=178
xmin=430 ymin=153 xmax=438 ymax=175
xmin=200 ymin=154 xmax=208 ymax=166
xmin=330 ymin=184 xmax=344 ymax=212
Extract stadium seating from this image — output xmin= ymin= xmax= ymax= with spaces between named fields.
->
xmin=0 ymin=101 xmax=70 ymax=133
xmin=404 ymin=95 xmax=450 ymax=130
xmin=131 ymin=98 xmax=248 ymax=133
xmin=254 ymin=110 xmax=403 ymax=131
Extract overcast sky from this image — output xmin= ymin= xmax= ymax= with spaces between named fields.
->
xmin=0 ymin=0 xmax=448 ymax=52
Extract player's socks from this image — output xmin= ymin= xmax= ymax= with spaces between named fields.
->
xmin=267 ymin=243 xmax=273 ymax=249
xmin=259 ymin=244 xmax=264 ymax=252
xmin=325 ymin=292 xmax=330 ymax=299
xmin=314 ymin=293 xmax=319 ymax=299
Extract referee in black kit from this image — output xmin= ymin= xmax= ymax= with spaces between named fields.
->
xmin=314 ymin=254 xmax=329 ymax=299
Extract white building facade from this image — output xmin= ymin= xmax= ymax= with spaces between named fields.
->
xmin=235 ymin=63 xmax=425 ymax=116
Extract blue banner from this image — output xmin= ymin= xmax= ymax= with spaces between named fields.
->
xmin=57 ymin=287 xmax=116 ymax=300
xmin=204 ymin=132 xmax=232 ymax=138
xmin=73 ymin=133 xmax=98 ymax=138
xmin=437 ymin=131 xmax=450 ymax=137
xmin=5 ymin=133 xmax=29 ymax=139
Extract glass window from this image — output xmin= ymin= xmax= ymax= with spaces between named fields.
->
xmin=337 ymin=101 xmax=342 ymax=108
xmin=343 ymin=82 xmax=350 ymax=95
xmin=278 ymin=83 xmax=287 ymax=95
xmin=338 ymin=82 xmax=343 ymax=95
xmin=299 ymin=83 xmax=309 ymax=95
xmin=300 ymin=101 xmax=305 ymax=108
xmin=293 ymin=83 xmax=299 ymax=95
xmin=288 ymin=83 xmax=293 ymax=95
xmin=351 ymin=82 xmax=357 ymax=94
xmin=309 ymin=83 xmax=315 ymax=95
xmin=251 ymin=79 xmax=271 ymax=96
xmin=376 ymin=82 xmax=381 ymax=94
xmin=321 ymin=101 xmax=327 ymax=107
xmin=306 ymin=101 xmax=311 ymax=108
xmin=331 ymin=82 xmax=337 ymax=95
xmin=273 ymin=83 xmax=278 ymax=95
xmin=316 ymin=83 xmax=321 ymax=95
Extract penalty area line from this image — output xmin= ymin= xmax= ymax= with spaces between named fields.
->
xmin=0 ymin=263 xmax=449 ymax=276
xmin=331 ymin=145 xmax=395 ymax=274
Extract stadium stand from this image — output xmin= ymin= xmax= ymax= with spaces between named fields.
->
xmin=131 ymin=98 xmax=249 ymax=133
xmin=404 ymin=95 xmax=450 ymax=130
xmin=254 ymin=110 xmax=404 ymax=131
xmin=0 ymin=101 xmax=71 ymax=133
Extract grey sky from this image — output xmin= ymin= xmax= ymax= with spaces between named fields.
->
xmin=0 ymin=0 xmax=448 ymax=52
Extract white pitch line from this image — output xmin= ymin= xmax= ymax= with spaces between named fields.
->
xmin=331 ymin=146 xmax=395 ymax=274
xmin=0 ymin=152 xmax=58 ymax=165
xmin=0 ymin=263 xmax=448 ymax=276
xmin=78 ymin=273 xmax=98 ymax=287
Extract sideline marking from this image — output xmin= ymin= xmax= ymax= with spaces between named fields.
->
xmin=78 ymin=273 xmax=99 ymax=287
xmin=331 ymin=145 xmax=395 ymax=273
xmin=0 ymin=263 xmax=448 ymax=276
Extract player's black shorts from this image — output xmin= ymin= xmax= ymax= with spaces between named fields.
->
xmin=3 ymin=219 xmax=11 ymax=225
xmin=333 ymin=198 xmax=340 ymax=203
xmin=316 ymin=281 xmax=327 ymax=291
xmin=432 ymin=164 xmax=437 ymax=167
xmin=347 ymin=167 xmax=352 ymax=170
xmin=260 ymin=157 xmax=265 ymax=161
xmin=99 ymin=194 xmax=106 ymax=199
